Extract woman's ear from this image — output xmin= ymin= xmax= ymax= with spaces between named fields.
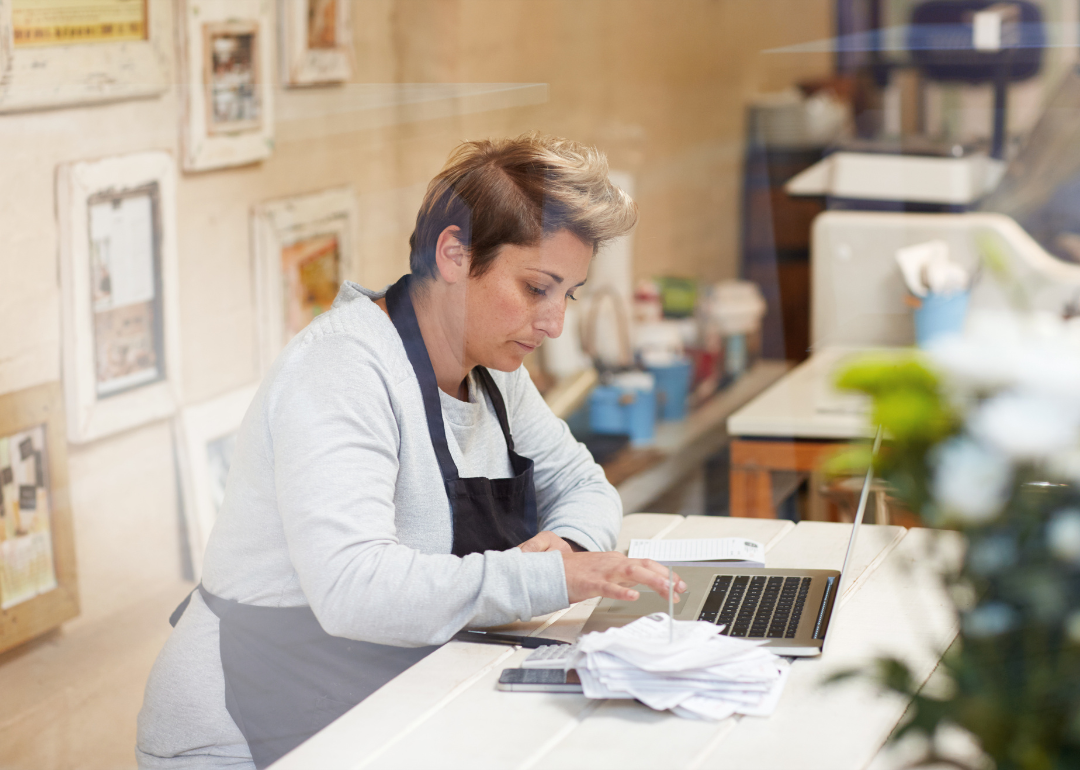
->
xmin=434 ymin=225 xmax=469 ymax=284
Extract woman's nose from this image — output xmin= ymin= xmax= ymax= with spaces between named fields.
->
xmin=535 ymin=300 xmax=565 ymax=339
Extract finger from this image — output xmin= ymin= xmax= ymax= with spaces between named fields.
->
xmin=596 ymin=581 xmax=642 ymax=602
xmin=631 ymin=560 xmax=687 ymax=593
xmin=623 ymin=563 xmax=685 ymax=602
xmin=518 ymin=536 xmax=547 ymax=553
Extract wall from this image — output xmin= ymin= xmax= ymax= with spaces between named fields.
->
xmin=0 ymin=1 xmax=831 ymax=766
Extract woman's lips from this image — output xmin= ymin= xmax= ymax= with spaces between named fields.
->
xmin=515 ymin=341 xmax=539 ymax=352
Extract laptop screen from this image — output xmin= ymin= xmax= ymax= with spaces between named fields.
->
xmin=832 ymin=426 xmax=885 ymax=613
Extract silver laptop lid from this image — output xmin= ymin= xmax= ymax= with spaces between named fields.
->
xmin=826 ymin=426 xmax=884 ymax=645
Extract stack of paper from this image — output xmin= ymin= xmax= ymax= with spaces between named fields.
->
xmin=572 ymin=613 xmax=790 ymax=720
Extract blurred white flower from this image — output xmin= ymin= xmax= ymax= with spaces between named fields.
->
xmin=929 ymin=311 xmax=1080 ymax=400
xmin=963 ymin=602 xmax=1017 ymax=638
xmin=968 ymin=391 xmax=1080 ymax=462
xmin=1047 ymin=509 xmax=1080 ymax=563
xmin=932 ymin=437 xmax=1012 ymax=523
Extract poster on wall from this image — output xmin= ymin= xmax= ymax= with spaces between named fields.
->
xmin=204 ymin=21 xmax=262 ymax=134
xmin=174 ymin=384 xmax=258 ymax=577
xmin=281 ymin=232 xmax=341 ymax=340
xmin=0 ymin=0 xmax=168 ymax=112
xmin=58 ymin=151 xmax=182 ymax=444
xmin=88 ymin=186 xmax=165 ymax=398
xmin=179 ymin=0 xmax=274 ymax=172
xmin=0 ymin=426 xmax=58 ymax=609
xmin=0 ymin=383 xmax=79 ymax=656
xmin=11 ymin=0 xmax=147 ymax=46
xmin=252 ymin=186 xmax=359 ymax=371
xmin=280 ymin=0 xmax=353 ymax=86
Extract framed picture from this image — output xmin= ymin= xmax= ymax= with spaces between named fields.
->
xmin=175 ymin=384 xmax=258 ymax=576
xmin=57 ymin=151 xmax=182 ymax=444
xmin=280 ymin=0 xmax=353 ymax=86
xmin=178 ymin=0 xmax=275 ymax=171
xmin=0 ymin=382 xmax=78 ymax=655
xmin=0 ymin=0 xmax=169 ymax=113
xmin=252 ymin=186 xmax=359 ymax=370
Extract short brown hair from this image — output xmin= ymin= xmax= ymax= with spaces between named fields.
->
xmin=408 ymin=132 xmax=637 ymax=282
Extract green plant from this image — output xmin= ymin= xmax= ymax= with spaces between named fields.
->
xmin=829 ymin=323 xmax=1080 ymax=770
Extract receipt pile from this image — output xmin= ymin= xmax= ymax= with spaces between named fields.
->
xmin=571 ymin=613 xmax=790 ymax=720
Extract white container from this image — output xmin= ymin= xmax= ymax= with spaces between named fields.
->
xmin=705 ymin=281 xmax=767 ymax=336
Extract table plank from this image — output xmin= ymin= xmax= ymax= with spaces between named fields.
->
xmin=765 ymin=521 xmax=906 ymax=601
xmin=692 ymin=528 xmax=962 ymax=770
xmin=524 ymin=522 xmax=907 ymax=770
xmin=270 ymin=514 xmax=684 ymax=770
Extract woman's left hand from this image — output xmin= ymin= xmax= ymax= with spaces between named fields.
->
xmin=518 ymin=531 xmax=577 ymax=554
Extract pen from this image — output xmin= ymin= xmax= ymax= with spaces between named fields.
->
xmin=454 ymin=630 xmax=569 ymax=648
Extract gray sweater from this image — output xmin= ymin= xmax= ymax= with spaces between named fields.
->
xmin=136 ymin=281 xmax=621 ymax=768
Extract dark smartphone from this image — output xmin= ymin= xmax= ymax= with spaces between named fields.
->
xmin=496 ymin=668 xmax=583 ymax=692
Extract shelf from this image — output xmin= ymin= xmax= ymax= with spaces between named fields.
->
xmin=613 ymin=360 xmax=791 ymax=514
xmin=275 ymin=83 xmax=549 ymax=144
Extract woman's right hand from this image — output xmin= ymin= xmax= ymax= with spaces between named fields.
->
xmin=561 ymin=551 xmax=687 ymax=605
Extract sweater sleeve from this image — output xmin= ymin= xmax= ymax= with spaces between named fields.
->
xmin=503 ymin=367 xmax=622 ymax=553
xmin=266 ymin=332 xmax=569 ymax=646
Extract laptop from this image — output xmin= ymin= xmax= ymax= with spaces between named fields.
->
xmin=580 ymin=430 xmax=882 ymax=657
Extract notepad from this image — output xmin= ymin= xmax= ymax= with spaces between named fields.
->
xmin=627 ymin=538 xmax=765 ymax=568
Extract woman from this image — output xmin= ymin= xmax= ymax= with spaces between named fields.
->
xmin=137 ymin=133 xmax=685 ymax=769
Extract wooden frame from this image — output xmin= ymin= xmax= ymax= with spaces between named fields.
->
xmin=252 ymin=186 xmax=359 ymax=371
xmin=178 ymin=0 xmax=275 ymax=171
xmin=0 ymin=0 xmax=168 ymax=113
xmin=175 ymin=384 xmax=259 ymax=577
xmin=280 ymin=0 xmax=354 ymax=86
xmin=0 ymin=382 xmax=78 ymax=655
xmin=57 ymin=150 xmax=182 ymax=444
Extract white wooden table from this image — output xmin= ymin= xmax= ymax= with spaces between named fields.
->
xmin=270 ymin=514 xmax=961 ymax=770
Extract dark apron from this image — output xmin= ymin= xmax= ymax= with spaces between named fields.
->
xmin=170 ymin=273 xmax=539 ymax=768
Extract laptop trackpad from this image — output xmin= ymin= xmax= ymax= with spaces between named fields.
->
xmin=602 ymin=586 xmax=692 ymax=616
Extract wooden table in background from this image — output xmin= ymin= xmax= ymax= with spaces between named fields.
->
xmin=727 ymin=348 xmax=875 ymax=519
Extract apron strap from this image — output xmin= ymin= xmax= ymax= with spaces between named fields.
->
xmin=473 ymin=366 xmax=515 ymax=453
xmin=384 ymin=275 xmax=461 ymax=483
xmin=169 ymin=587 xmax=196 ymax=627
xmin=168 ymin=582 xmax=239 ymax=626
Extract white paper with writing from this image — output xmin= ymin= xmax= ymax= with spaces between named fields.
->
xmin=627 ymin=538 xmax=764 ymax=566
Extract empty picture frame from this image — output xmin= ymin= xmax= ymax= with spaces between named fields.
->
xmin=57 ymin=150 xmax=182 ymax=444
xmin=0 ymin=382 xmax=78 ymax=655
xmin=252 ymin=186 xmax=359 ymax=371
xmin=175 ymin=384 xmax=258 ymax=576
xmin=0 ymin=0 xmax=169 ymax=113
xmin=178 ymin=0 xmax=275 ymax=171
xmin=280 ymin=0 xmax=354 ymax=86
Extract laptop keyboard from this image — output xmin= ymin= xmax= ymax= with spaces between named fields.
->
xmin=697 ymin=575 xmax=811 ymax=638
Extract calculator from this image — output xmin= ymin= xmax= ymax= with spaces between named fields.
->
xmin=520 ymin=642 xmax=579 ymax=669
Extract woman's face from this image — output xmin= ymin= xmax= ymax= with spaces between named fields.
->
xmin=463 ymin=229 xmax=592 ymax=372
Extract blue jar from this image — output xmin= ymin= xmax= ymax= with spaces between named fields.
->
xmin=647 ymin=358 xmax=693 ymax=421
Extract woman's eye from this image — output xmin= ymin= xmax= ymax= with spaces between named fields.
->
xmin=566 ymin=293 xmax=578 ymax=302
xmin=527 ymin=284 xmax=547 ymax=297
